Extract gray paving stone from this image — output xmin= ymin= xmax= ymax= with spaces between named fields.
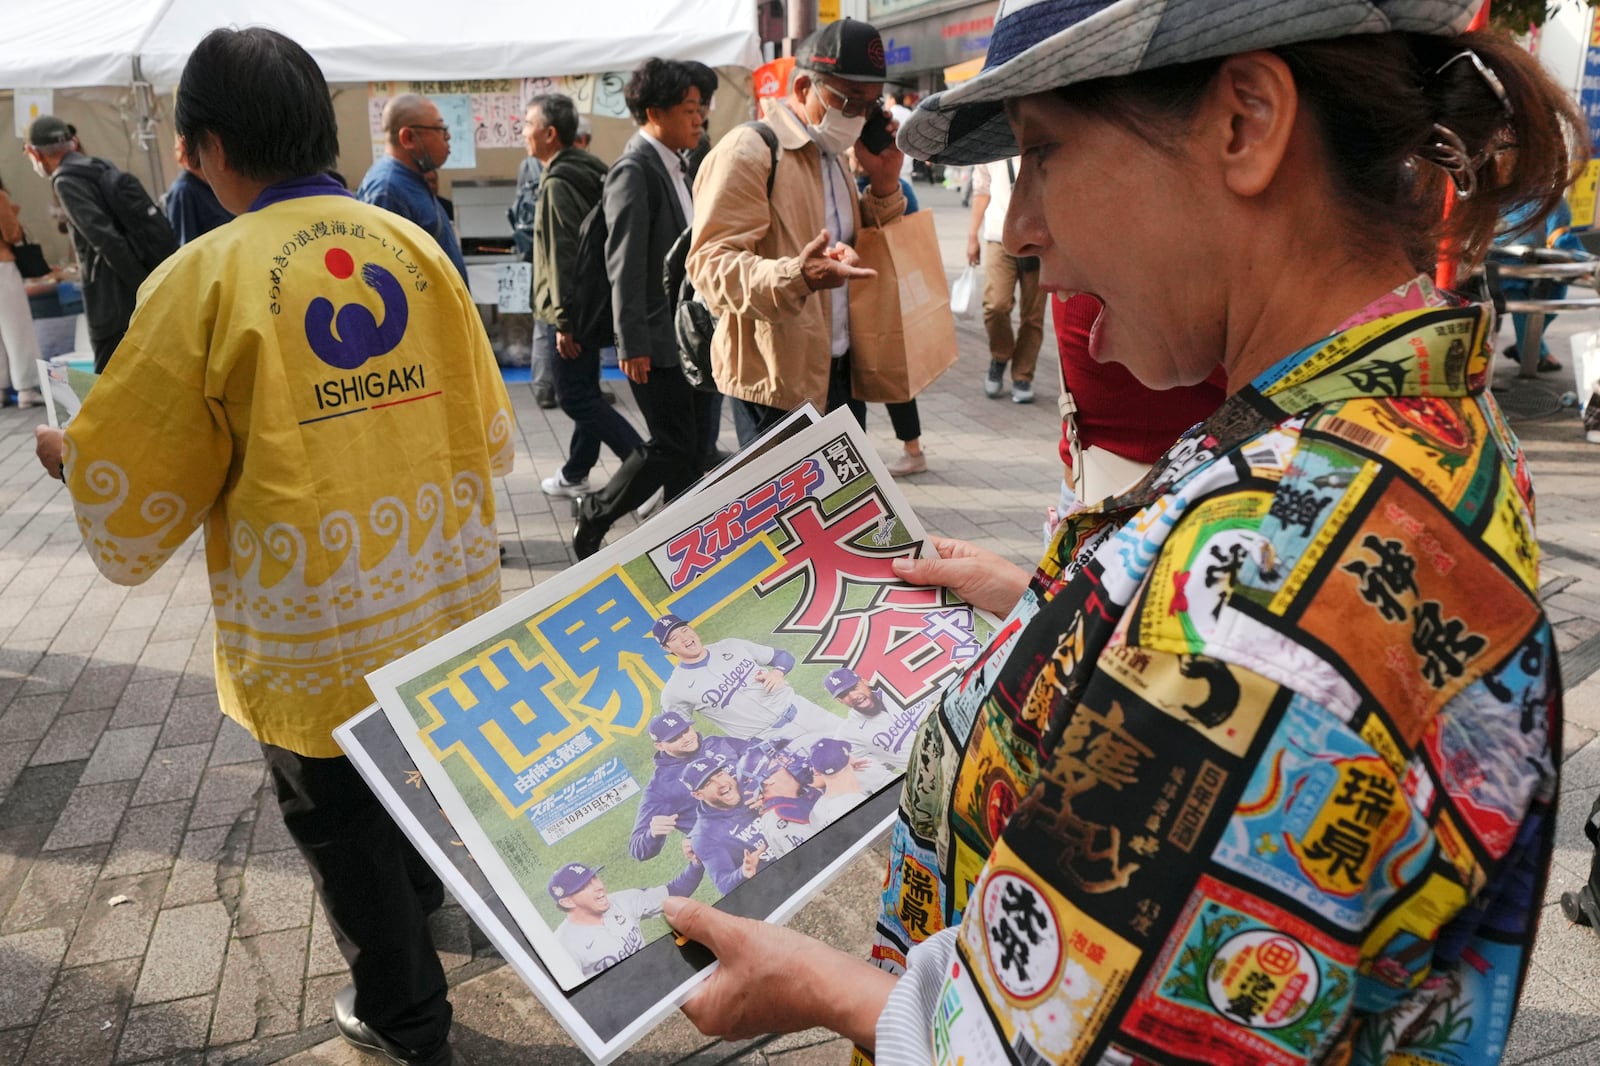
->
xmin=0 ymin=760 xmax=83 ymax=833
xmin=157 ymin=694 xmax=221 ymax=750
xmin=163 ymin=825 xmax=246 ymax=910
xmin=305 ymin=901 xmax=345 ymax=978
xmin=235 ymin=848 xmax=313 ymax=937
xmin=0 ymin=823 xmax=50 ymax=923
xmin=106 ymin=678 xmax=178 ymax=731
xmin=0 ymin=1029 xmax=28 ymax=1066
xmin=61 ymin=665 xmax=134 ymax=715
xmin=0 ymin=926 xmax=68 ymax=1027
xmin=131 ymin=640 xmax=192 ymax=684
xmin=176 ymin=671 xmax=216 ymax=699
xmin=1507 ymin=966 xmax=1600 ymax=1063
xmin=18 ymin=652 xmax=87 ymax=696
xmin=42 ymin=781 xmax=136 ymax=852
xmin=150 ymin=605 xmax=213 ymax=646
xmin=29 ymin=710 xmax=113 ymax=767
xmin=133 ymin=901 xmax=232 ymax=1006
xmin=0 ymin=738 xmax=34 ymax=798
xmin=102 ymin=801 xmax=189 ymax=880
xmin=208 ymin=928 xmax=310 ymax=1045
xmin=129 ymin=743 xmax=210 ymax=808
xmin=187 ymin=764 xmax=264 ymax=831
xmin=78 ymin=726 xmax=161 ymax=787
xmin=115 ymin=994 xmax=212 ymax=1064
xmin=6 ymin=605 xmax=75 ymax=646
xmin=108 ymin=597 xmax=167 ymax=634
xmin=21 ymin=1007 xmax=122 ymax=1065
xmin=45 ymin=956 xmax=140 ymax=1018
xmin=63 ymin=870 xmax=168 ymax=968
xmin=208 ymin=718 xmax=260 ymax=768
xmin=2 ymin=842 xmax=105 ymax=935
xmin=0 ymin=693 xmax=66 ymax=743
xmin=249 ymin=790 xmax=294 ymax=856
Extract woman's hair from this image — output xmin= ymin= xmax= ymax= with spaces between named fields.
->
xmin=175 ymin=27 xmax=339 ymax=184
xmin=1059 ymin=31 xmax=1583 ymax=270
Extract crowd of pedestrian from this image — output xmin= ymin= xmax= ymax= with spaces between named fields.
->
xmin=12 ymin=2 xmax=1599 ymax=1064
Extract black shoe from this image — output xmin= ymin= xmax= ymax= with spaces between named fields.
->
xmin=534 ymin=384 xmax=557 ymax=409
xmin=572 ymin=498 xmax=605 ymax=560
xmin=1562 ymin=885 xmax=1600 ymax=933
xmin=332 ymin=985 xmax=452 ymax=1066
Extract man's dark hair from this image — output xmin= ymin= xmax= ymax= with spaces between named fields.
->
xmin=624 ymin=58 xmax=694 ymax=125
xmin=684 ymin=61 xmax=719 ymax=108
xmin=175 ymin=27 xmax=337 ymax=184
xmin=528 ymin=93 xmax=579 ymax=148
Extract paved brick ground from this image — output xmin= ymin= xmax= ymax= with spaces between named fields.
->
xmin=1 ymin=185 xmax=1598 ymax=1065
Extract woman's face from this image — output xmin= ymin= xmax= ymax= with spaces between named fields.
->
xmin=1003 ymin=91 xmax=1224 ymax=390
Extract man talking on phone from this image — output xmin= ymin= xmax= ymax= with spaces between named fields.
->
xmin=686 ymin=18 xmax=906 ymax=446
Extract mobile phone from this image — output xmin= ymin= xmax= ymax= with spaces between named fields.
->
xmin=859 ymin=106 xmax=894 ymax=155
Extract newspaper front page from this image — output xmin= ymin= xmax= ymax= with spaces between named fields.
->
xmin=355 ymin=409 xmax=992 ymax=1058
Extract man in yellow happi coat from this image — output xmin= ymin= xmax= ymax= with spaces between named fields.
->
xmin=34 ymin=28 xmax=511 ymax=1066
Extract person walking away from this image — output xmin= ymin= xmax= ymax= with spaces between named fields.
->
xmin=165 ymin=134 xmax=233 ymax=245
xmin=510 ymin=123 xmax=556 ymax=408
xmin=571 ymin=59 xmax=708 ymax=559
xmin=0 ymin=176 xmax=44 ymax=407
xmin=526 ymin=92 xmax=645 ymax=502
xmin=24 ymin=115 xmax=177 ymax=372
xmin=966 ymin=156 xmax=1043 ymax=403
xmin=356 ymin=93 xmax=467 ymax=281
xmin=34 ymin=27 xmax=514 ymax=1066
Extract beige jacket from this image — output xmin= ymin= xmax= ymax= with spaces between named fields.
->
xmin=687 ymin=103 xmax=906 ymax=411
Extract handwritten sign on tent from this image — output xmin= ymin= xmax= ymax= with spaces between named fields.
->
xmin=592 ymin=72 xmax=631 ymax=119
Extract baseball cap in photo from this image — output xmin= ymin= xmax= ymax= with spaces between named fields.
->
xmin=681 ymin=754 xmax=727 ymax=791
xmin=897 ymin=0 xmax=1485 ymax=166
xmin=797 ymin=18 xmax=887 ymax=84
xmin=651 ymin=613 xmax=689 ymax=646
xmin=809 ymin=737 xmax=853 ymax=775
xmin=26 ymin=115 xmax=76 ymax=148
xmin=649 ymin=710 xmax=694 ymax=742
xmin=547 ymin=862 xmax=601 ymax=901
xmin=823 ymin=667 xmax=862 ymax=698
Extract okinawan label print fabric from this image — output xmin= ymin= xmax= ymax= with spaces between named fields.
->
xmin=872 ymin=278 xmax=1560 ymax=1066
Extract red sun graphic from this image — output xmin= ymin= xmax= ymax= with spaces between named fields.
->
xmin=325 ymin=247 xmax=355 ymax=279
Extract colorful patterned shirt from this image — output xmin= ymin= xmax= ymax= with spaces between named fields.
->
xmin=62 ymin=179 xmax=514 ymax=757
xmin=868 ymin=278 xmax=1559 ymax=1066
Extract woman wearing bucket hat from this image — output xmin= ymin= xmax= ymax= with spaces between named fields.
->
xmin=661 ymin=2 xmax=1580 ymax=1062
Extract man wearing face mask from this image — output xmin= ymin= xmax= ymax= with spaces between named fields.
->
xmin=686 ymin=18 xmax=907 ymax=446
xmin=357 ymin=93 xmax=467 ymax=281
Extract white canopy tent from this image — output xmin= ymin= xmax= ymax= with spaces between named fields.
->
xmin=0 ymin=0 xmax=760 ymax=213
xmin=0 ymin=0 xmax=762 ymax=89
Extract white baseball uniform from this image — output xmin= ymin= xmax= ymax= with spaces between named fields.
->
xmin=661 ymin=638 xmax=840 ymax=742
xmin=554 ymin=885 xmax=667 ymax=978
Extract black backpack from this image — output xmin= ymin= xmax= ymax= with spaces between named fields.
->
xmin=56 ymin=159 xmax=178 ymax=273
xmin=570 ymin=154 xmax=654 ymax=353
xmin=663 ymin=122 xmax=780 ymax=393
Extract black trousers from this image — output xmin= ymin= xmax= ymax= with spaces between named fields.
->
xmin=261 ymin=744 xmax=451 ymax=1055
xmin=730 ymin=352 xmax=920 ymax=446
xmin=89 ymin=329 xmax=125 ymax=374
xmin=579 ymin=361 xmax=705 ymax=536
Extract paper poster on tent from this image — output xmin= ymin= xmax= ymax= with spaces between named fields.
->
xmin=433 ymin=94 xmax=476 ymax=169
xmin=368 ymin=81 xmax=404 ymax=162
xmin=559 ymin=75 xmax=598 ymax=114
xmin=592 ymin=73 xmax=631 ymax=119
xmin=475 ymin=93 xmax=525 ymax=148
xmin=14 ymin=89 xmax=52 ymax=139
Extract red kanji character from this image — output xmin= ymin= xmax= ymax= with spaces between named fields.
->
xmin=667 ymin=526 xmax=716 ymax=589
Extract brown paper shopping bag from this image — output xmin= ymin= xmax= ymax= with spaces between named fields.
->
xmin=847 ymin=211 xmax=958 ymax=404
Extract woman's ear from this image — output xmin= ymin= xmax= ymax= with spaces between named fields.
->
xmin=1207 ymin=51 xmax=1299 ymax=199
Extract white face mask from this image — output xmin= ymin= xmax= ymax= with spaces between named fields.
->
xmin=810 ymin=105 xmax=865 ymax=156
xmin=29 ymin=155 xmax=48 ymax=179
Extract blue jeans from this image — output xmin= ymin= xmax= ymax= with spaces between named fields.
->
xmin=542 ymin=325 xmax=644 ymax=483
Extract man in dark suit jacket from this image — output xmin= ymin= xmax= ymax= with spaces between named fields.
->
xmin=573 ymin=59 xmax=707 ymax=559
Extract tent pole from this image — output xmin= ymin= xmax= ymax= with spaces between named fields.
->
xmin=130 ymin=56 xmax=166 ymax=196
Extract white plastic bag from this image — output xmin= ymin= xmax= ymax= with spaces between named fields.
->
xmin=949 ymin=264 xmax=978 ymax=319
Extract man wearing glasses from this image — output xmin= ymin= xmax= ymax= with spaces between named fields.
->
xmin=686 ymin=18 xmax=906 ymax=444
xmin=357 ymin=93 xmax=467 ymax=280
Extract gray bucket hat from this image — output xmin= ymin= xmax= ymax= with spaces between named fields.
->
xmin=898 ymin=0 xmax=1483 ymax=166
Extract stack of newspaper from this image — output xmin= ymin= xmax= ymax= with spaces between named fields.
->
xmin=332 ymin=405 xmax=994 ymax=1063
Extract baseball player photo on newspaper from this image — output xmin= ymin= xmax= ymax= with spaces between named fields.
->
xmin=349 ymin=407 xmax=994 ymax=1062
